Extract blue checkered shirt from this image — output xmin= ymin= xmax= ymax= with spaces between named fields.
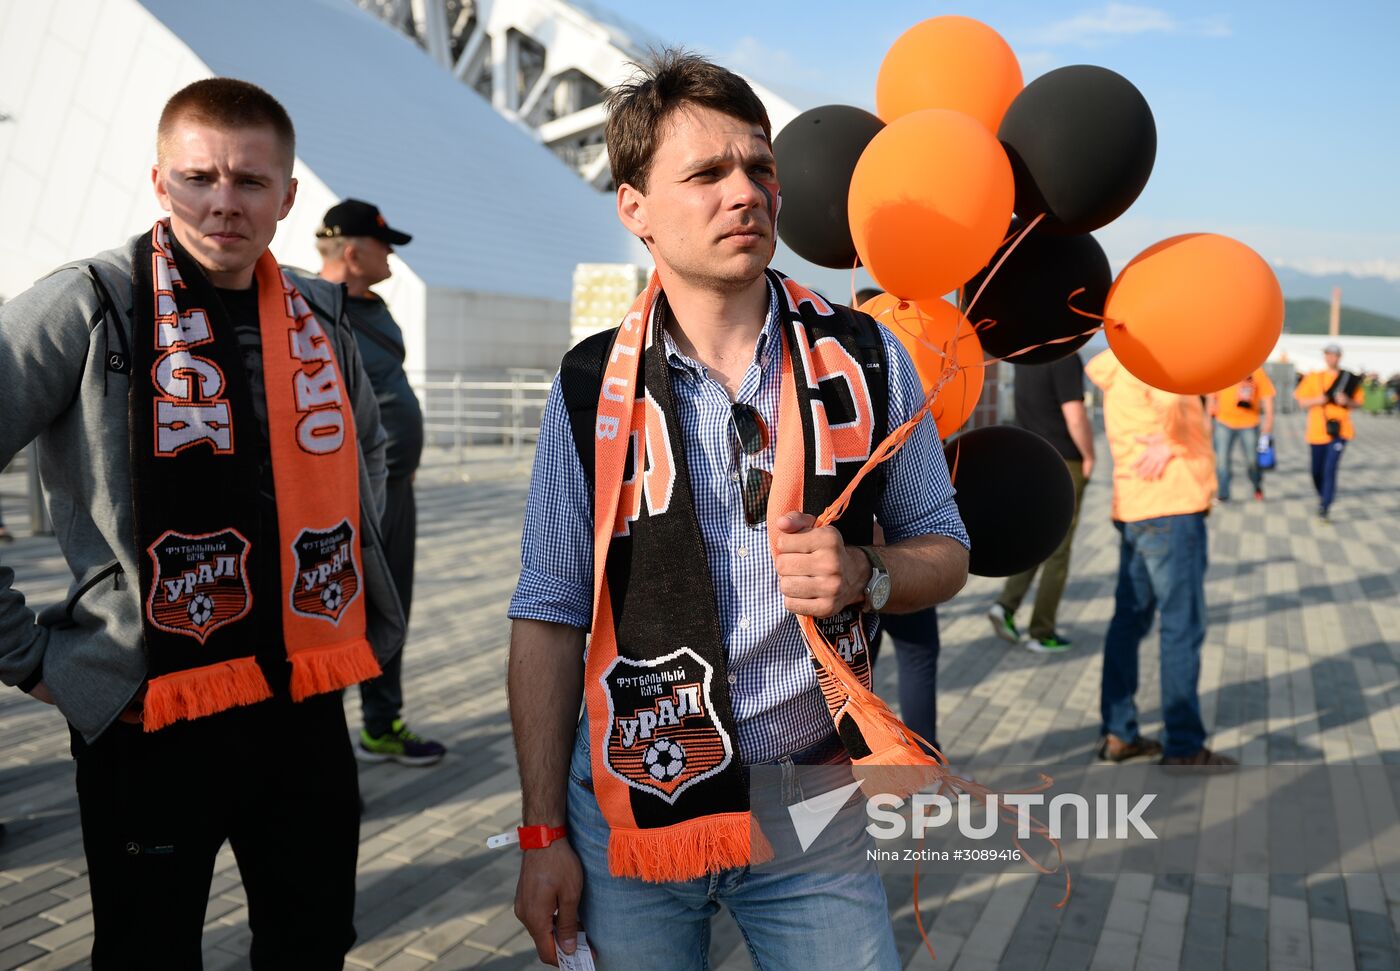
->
xmin=508 ymin=280 xmax=969 ymax=763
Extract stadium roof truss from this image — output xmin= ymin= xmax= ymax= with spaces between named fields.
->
xmin=354 ymin=0 xmax=797 ymax=191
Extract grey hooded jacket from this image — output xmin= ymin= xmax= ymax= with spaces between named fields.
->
xmin=0 ymin=233 xmax=407 ymax=742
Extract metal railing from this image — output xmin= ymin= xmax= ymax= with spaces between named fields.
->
xmin=411 ymin=368 xmax=553 ymax=465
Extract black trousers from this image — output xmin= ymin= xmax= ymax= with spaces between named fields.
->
xmin=358 ymin=474 xmax=415 ymax=735
xmin=74 ymin=691 xmax=359 ymax=970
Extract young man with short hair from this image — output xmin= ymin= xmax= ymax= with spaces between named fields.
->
xmin=0 ymin=78 xmax=404 ymax=967
xmin=507 ymin=52 xmax=969 ymax=969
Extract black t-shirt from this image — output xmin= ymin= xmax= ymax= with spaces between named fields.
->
xmin=214 ymin=284 xmax=277 ymax=500
xmin=212 ymin=283 xmax=294 ymax=688
xmin=1012 ymin=353 xmax=1085 ymax=461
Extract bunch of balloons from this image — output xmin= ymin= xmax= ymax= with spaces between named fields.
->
xmin=773 ymin=14 xmax=1284 ymax=575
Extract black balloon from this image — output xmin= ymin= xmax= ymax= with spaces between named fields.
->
xmin=998 ymin=65 xmax=1156 ymax=235
xmin=773 ymin=105 xmax=884 ymax=269
xmin=944 ymin=425 xmax=1075 ymax=578
xmin=961 ymin=219 xmax=1111 ymax=365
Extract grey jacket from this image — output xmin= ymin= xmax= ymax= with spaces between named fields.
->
xmin=0 ymin=233 xmax=407 ymax=742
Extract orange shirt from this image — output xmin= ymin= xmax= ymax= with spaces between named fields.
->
xmin=1295 ymin=369 xmax=1364 ymax=444
xmin=1214 ymin=368 xmax=1275 ymax=429
xmin=1086 ymin=350 xmax=1215 ymax=523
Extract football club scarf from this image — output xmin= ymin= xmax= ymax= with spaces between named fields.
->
xmin=130 ymin=220 xmax=380 ymax=730
xmin=587 ymin=268 xmax=902 ymax=882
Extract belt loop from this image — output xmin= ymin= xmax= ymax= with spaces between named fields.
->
xmin=781 ymin=756 xmax=799 ymax=804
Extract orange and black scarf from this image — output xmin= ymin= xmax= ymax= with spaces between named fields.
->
xmin=130 ymin=220 xmax=380 ymax=730
xmin=586 ymin=269 xmax=898 ymax=882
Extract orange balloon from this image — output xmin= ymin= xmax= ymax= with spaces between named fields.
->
xmin=859 ymin=293 xmax=985 ymax=438
xmin=849 ymin=109 xmax=1014 ymax=303
xmin=1104 ymin=234 xmax=1284 ymax=395
xmin=876 ymin=16 xmax=1024 ymax=133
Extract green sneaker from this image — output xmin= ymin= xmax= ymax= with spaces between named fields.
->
xmin=1025 ymin=632 xmax=1073 ymax=654
xmin=356 ymin=719 xmax=446 ymax=766
xmin=987 ymin=603 xmax=1022 ymax=644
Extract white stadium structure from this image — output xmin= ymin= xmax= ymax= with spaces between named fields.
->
xmin=0 ymin=0 xmax=800 ymax=374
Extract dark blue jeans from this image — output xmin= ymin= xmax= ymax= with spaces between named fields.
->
xmin=1212 ymin=421 xmax=1261 ymax=499
xmin=1101 ymin=513 xmax=1208 ymax=759
xmin=1310 ymin=440 xmax=1347 ymax=512
xmin=878 ymin=607 xmax=940 ymax=754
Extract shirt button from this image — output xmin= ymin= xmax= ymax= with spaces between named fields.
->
xmin=739 ymin=617 xmax=750 ymax=630
xmin=728 ymin=673 xmax=738 ymax=685
xmin=731 ymin=471 xmax=741 ymax=482
xmin=737 ymin=547 xmax=748 ymax=558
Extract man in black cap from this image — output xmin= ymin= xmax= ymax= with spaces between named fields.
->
xmin=317 ymin=199 xmax=445 ymax=766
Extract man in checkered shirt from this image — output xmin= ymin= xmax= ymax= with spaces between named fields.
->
xmin=506 ymin=51 xmax=969 ymax=970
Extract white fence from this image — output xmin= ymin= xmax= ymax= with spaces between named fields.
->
xmin=411 ymin=368 xmax=553 ymax=464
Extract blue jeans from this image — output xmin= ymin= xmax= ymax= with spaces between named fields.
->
xmin=566 ymin=719 xmax=899 ymax=970
xmin=879 ymin=607 xmax=940 ymax=754
xmin=1212 ymin=421 xmax=1260 ymax=499
xmin=1310 ymin=440 xmax=1346 ymax=512
xmin=1101 ymin=513 xmax=1209 ymax=759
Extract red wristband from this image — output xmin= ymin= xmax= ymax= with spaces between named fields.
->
xmin=517 ymin=824 xmax=567 ymax=850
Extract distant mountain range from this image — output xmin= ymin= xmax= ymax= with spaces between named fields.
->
xmin=1283 ymin=298 xmax=1400 ymax=337
xmin=1274 ymin=266 xmax=1400 ymax=319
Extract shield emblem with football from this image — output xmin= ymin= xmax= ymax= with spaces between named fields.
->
xmin=145 ymin=528 xmax=252 ymax=644
xmin=290 ymin=519 xmax=361 ymax=624
xmin=601 ymin=647 xmax=734 ymax=805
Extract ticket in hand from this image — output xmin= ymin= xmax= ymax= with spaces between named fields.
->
xmin=555 ymin=930 xmax=596 ymax=971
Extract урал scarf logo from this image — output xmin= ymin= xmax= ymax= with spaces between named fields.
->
xmin=131 ymin=220 xmax=380 ymax=730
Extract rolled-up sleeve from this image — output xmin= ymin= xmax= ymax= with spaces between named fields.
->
xmin=507 ymin=375 xmax=594 ymax=630
xmin=875 ymin=327 xmax=971 ymax=549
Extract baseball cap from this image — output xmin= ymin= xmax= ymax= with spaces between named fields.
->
xmin=316 ymin=199 xmax=412 ymax=246
xmin=1323 ymin=343 xmax=1342 ymax=355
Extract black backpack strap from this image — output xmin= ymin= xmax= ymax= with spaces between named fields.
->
xmin=559 ymin=328 xmax=619 ymax=490
xmin=558 ymin=310 xmax=892 ymax=493
xmin=339 ymin=301 xmax=409 ymax=362
xmin=841 ymin=305 xmax=891 ymax=492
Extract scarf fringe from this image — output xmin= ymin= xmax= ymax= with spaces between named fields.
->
xmin=854 ymin=747 xmax=957 ymax=801
xmin=142 ymin=657 xmax=274 ymax=731
xmin=608 ymin=813 xmax=763 ymax=883
xmin=289 ymin=639 xmax=382 ymax=701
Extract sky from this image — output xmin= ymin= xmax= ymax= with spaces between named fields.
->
xmin=588 ymin=0 xmax=1400 ymax=287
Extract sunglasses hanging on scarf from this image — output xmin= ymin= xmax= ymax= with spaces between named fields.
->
xmin=730 ymin=402 xmax=772 ymax=527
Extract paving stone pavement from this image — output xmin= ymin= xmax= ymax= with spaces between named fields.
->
xmin=2 ymin=411 xmax=1399 ymax=970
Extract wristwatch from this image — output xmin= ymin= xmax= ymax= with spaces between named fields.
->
xmin=857 ymin=546 xmax=891 ymax=612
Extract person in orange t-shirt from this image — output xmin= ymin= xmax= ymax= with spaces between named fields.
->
xmin=1085 ymin=351 xmax=1233 ymax=766
xmin=1294 ymin=343 xmax=1364 ymax=521
xmin=1206 ymin=368 xmax=1275 ymax=502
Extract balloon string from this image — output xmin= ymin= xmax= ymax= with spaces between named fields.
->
xmin=964 ymin=212 xmax=1045 ymax=320
xmin=979 ymin=322 xmax=1105 ymax=368
xmin=821 ymin=220 xmax=1111 ymax=953
xmin=850 ymin=256 xmax=860 ymax=309
xmin=872 ymin=300 xmax=1103 ymax=372
xmin=912 ymin=851 xmax=936 ymax=963
xmin=1066 ymin=286 xmax=1124 ymax=329
xmin=795 ymin=606 xmax=1070 ymax=884
xmin=815 ymin=297 xmax=1075 ymax=945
